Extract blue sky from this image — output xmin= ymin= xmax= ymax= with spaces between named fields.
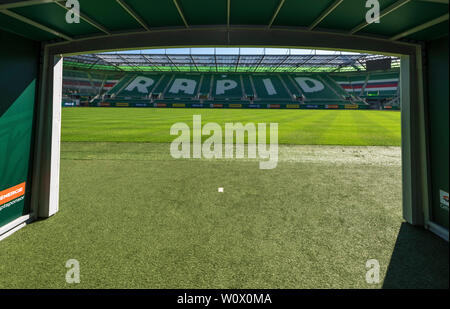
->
xmin=103 ymin=47 xmax=361 ymax=55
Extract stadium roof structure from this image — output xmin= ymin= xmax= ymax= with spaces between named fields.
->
xmin=64 ymin=52 xmax=400 ymax=73
xmin=0 ymin=0 xmax=448 ymax=47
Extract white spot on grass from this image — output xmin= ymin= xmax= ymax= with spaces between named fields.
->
xmin=218 ymin=187 xmax=224 ymax=193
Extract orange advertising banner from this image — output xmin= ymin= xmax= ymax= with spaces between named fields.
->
xmin=0 ymin=182 xmax=26 ymax=206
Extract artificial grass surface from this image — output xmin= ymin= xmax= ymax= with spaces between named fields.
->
xmin=1 ymin=109 xmax=447 ymax=288
xmin=1 ymin=142 xmax=448 ymax=288
xmin=61 ymin=108 xmax=401 ymax=146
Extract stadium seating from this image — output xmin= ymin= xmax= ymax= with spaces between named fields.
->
xmin=280 ymin=75 xmax=302 ymax=99
xmin=151 ymin=74 xmax=172 ymax=97
xmin=62 ymin=69 xmax=121 ymax=106
xmin=63 ymin=69 xmax=399 ymax=109
xmin=329 ymin=71 xmax=400 ymax=109
xmin=212 ymin=74 xmax=243 ymax=100
xmin=252 ymin=75 xmax=291 ymax=100
xmin=331 ymin=72 xmax=399 ymax=98
xmin=63 ymin=70 xmax=120 ymax=97
xmin=165 ymin=74 xmax=201 ymax=99
xmin=198 ymin=74 xmax=213 ymax=99
xmin=241 ymin=75 xmax=254 ymax=98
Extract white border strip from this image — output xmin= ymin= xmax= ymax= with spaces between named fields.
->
xmin=427 ymin=221 xmax=449 ymax=242
xmin=344 ymin=87 xmax=398 ymax=92
xmin=0 ymin=214 xmax=32 ymax=241
xmin=337 ymin=78 xmax=399 ymax=84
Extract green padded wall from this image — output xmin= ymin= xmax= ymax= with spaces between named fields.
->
xmin=0 ymin=30 xmax=39 ymax=228
xmin=426 ymin=35 xmax=449 ymax=229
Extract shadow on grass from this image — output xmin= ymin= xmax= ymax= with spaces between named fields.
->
xmin=383 ymin=223 xmax=449 ymax=289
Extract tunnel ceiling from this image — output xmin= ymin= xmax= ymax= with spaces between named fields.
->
xmin=0 ymin=0 xmax=448 ymax=45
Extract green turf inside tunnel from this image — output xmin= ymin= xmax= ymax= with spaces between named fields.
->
xmin=1 ymin=108 xmax=447 ymax=289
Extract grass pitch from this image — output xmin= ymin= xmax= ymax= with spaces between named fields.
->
xmin=0 ymin=108 xmax=448 ymax=289
xmin=61 ymin=108 xmax=401 ymax=146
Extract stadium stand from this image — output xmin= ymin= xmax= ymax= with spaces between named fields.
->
xmin=62 ymin=52 xmax=400 ymax=110
xmin=330 ymin=71 xmax=400 ymax=109
xmin=63 ymin=69 xmax=400 ymax=110
xmin=212 ymin=74 xmax=243 ymax=100
xmin=62 ymin=70 xmax=121 ymax=106
xmin=197 ymin=74 xmax=211 ymax=100
xmin=241 ymin=75 xmax=255 ymax=99
xmin=165 ymin=74 xmax=201 ymax=99
xmin=252 ymin=75 xmax=291 ymax=100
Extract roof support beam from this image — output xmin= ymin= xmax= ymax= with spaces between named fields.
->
xmin=315 ymin=54 xmax=341 ymax=71
xmin=0 ymin=8 xmax=73 ymax=40
xmin=350 ymin=0 xmax=411 ymax=34
xmin=142 ymin=54 xmax=163 ymax=72
xmin=308 ymin=0 xmax=344 ymax=31
xmin=253 ymin=55 xmax=265 ymax=72
xmin=331 ymin=63 xmax=346 ymax=72
xmin=390 ymin=13 xmax=449 ymax=40
xmin=214 ymin=53 xmax=218 ymax=72
xmin=235 ymin=52 xmax=241 ymax=72
xmin=87 ymin=59 xmax=100 ymax=70
xmin=351 ymin=64 xmax=361 ymax=71
xmin=94 ymin=55 xmax=125 ymax=72
xmin=116 ymin=0 xmax=151 ymax=31
xmin=417 ymin=0 xmax=448 ymax=4
xmin=117 ymin=54 xmax=143 ymax=72
xmin=0 ymin=0 xmax=55 ymax=10
xmin=54 ymin=1 xmax=111 ymax=35
xmin=227 ymin=0 xmax=231 ymax=28
xmin=296 ymin=54 xmax=315 ymax=70
xmin=357 ymin=59 xmax=366 ymax=70
xmin=271 ymin=54 xmax=289 ymax=72
xmin=331 ymin=57 xmax=360 ymax=72
xmin=64 ymin=53 xmax=388 ymax=74
xmin=166 ymin=54 xmax=181 ymax=72
xmin=268 ymin=0 xmax=285 ymax=29
xmin=325 ymin=54 xmax=341 ymax=66
xmin=189 ymin=54 xmax=199 ymax=72
xmin=172 ymin=0 xmax=189 ymax=28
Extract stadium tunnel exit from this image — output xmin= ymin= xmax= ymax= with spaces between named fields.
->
xmin=0 ymin=0 xmax=448 ymax=243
